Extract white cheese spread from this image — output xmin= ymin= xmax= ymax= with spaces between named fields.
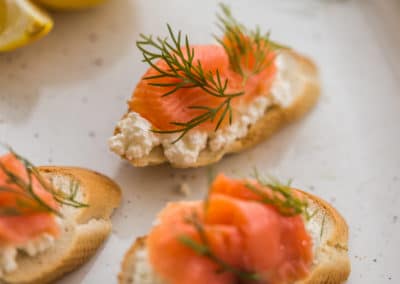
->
xmin=108 ymin=112 xmax=160 ymax=160
xmin=109 ymin=52 xmax=299 ymax=167
xmin=162 ymin=130 xmax=208 ymax=166
xmin=209 ymin=95 xmax=270 ymax=152
xmin=132 ymin=246 xmax=164 ymax=284
xmin=0 ymin=233 xmax=55 ymax=277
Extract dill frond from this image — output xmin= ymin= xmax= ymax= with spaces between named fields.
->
xmin=0 ymin=145 xmax=88 ymax=217
xmin=178 ymin=212 xmax=260 ymax=281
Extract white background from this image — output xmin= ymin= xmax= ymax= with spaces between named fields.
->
xmin=1 ymin=0 xmax=399 ymax=283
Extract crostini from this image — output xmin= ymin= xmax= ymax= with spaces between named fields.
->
xmin=119 ymin=174 xmax=350 ymax=284
xmin=0 ymin=149 xmax=121 ymax=284
xmin=109 ymin=4 xmax=320 ymax=168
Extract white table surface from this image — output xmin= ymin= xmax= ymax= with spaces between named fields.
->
xmin=1 ymin=0 xmax=399 ymax=283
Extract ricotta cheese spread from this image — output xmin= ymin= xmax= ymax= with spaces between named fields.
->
xmin=270 ymin=52 xmax=301 ymax=107
xmin=132 ymin=246 xmax=164 ymax=284
xmin=0 ymin=233 xmax=55 ymax=277
xmin=305 ymin=202 xmax=327 ymax=265
xmin=109 ymin=113 xmax=160 ymax=161
xmin=109 ymin=52 xmax=299 ymax=167
xmin=208 ymin=95 xmax=270 ymax=152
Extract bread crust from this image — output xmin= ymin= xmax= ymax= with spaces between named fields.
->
xmin=119 ymin=236 xmax=147 ymax=284
xmin=112 ymin=50 xmax=320 ymax=168
xmin=118 ymin=191 xmax=350 ymax=284
xmin=296 ymin=190 xmax=350 ymax=284
xmin=39 ymin=166 xmax=121 ymax=224
xmin=1 ymin=167 xmax=121 ymax=284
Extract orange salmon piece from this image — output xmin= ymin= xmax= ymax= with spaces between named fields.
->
xmin=0 ymin=153 xmax=59 ymax=245
xmin=129 ymin=45 xmax=276 ymax=131
xmin=148 ymin=202 xmax=237 ymax=284
xmin=205 ymin=194 xmax=282 ymax=274
xmin=148 ymin=175 xmax=313 ymax=284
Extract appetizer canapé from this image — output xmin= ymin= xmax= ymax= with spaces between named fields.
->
xmin=109 ymin=4 xmax=320 ymax=168
xmin=119 ymin=174 xmax=350 ymax=284
xmin=0 ymin=148 xmax=121 ymax=284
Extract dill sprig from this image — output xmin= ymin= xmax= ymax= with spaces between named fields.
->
xmin=137 ymin=24 xmax=244 ymax=142
xmin=320 ymin=214 xmax=326 ymax=239
xmin=136 ymin=4 xmax=285 ymax=141
xmin=178 ymin=212 xmax=260 ymax=281
xmin=245 ymin=170 xmax=313 ymax=220
xmin=215 ymin=3 xmax=285 ymax=80
xmin=0 ymin=206 xmax=24 ymax=217
xmin=0 ymin=146 xmax=88 ymax=217
xmin=49 ymin=177 xmax=88 ymax=209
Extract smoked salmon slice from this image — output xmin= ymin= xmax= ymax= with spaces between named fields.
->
xmin=147 ymin=175 xmax=313 ymax=284
xmin=129 ymin=44 xmax=276 ymax=131
xmin=148 ymin=202 xmax=237 ymax=284
xmin=0 ymin=153 xmax=59 ymax=245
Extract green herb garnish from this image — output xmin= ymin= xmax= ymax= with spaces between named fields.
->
xmin=320 ymin=214 xmax=326 ymax=239
xmin=0 ymin=145 xmax=88 ymax=217
xmin=178 ymin=212 xmax=260 ymax=281
xmin=215 ymin=3 xmax=283 ymax=81
xmin=137 ymin=24 xmax=243 ymax=143
xmin=136 ymin=4 xmax=282 ymax=142
xmin=245 ymin=169 xmax=312 ymax=220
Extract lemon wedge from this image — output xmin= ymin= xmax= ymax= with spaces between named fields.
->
xmin=34 ymin=0 xmax=106 ymax=11
xmin=0 ymin=0 xmax=53 ymax=52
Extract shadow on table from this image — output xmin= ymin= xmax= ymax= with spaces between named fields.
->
xmin=0 ymin=0 xmax=137 ymax=124
xmin=109 ymin=159 xmax=208 ymax=239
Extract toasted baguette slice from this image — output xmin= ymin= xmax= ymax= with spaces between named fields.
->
xmin=1 ymin=167 xmax=121 ymax=284
xmin=118 ymin=190 xmax=350 ymax=284
xmin=112 ymin=50 xmax=320 ymax=168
